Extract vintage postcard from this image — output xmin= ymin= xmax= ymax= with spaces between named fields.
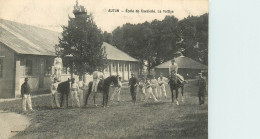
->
xmin=0 ymin=0 xmax=208 ymax=138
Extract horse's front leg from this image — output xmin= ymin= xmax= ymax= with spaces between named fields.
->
xmin=181 ymin=86 xmax=184 ymax=102
xmin=171 ymin=89 xmax=174 ymax=103
xmin=85 ymin=90 xmax=92 ymax=106
xmin=93 ymin=91 xmax=97 ymax=106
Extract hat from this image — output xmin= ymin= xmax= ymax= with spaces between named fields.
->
xmin=25 ymin=77 xmax=29 ymax=81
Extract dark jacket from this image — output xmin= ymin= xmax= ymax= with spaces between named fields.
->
xmin=57 ymin=81 xmax=71 ymax=94
xmin=21 ymin=82 xmax=31 ymax=97
xmin=129 ymin=77 xmax=138 ymax=87
xmin=198 ymin=77 xmax=207 ymax=93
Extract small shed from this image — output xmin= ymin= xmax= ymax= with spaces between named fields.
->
xmin=154 ymin=56 xmax=208 ymax=79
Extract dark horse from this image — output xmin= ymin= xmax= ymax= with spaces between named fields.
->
xmin=85 ymin=76 xmax=118 ymax=107
xmin=57 ymin=79 xmax=70 ymax=107
xmin=168 ymin=77 xmax=185 ymax=104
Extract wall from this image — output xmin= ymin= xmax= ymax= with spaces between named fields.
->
xmin=0 ymin=44 xmax=15 ymax=98
xmin=15 ymin=55 xmax=56 ymax=97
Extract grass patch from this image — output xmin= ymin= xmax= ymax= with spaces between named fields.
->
xmin=0 ymin=80 xmax=207 ymax=139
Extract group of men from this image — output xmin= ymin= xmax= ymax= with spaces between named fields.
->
xmin=128 ymin=73 xmax=169 ymax=104
xmin=21 ymin=58 xmax=207 ymax=111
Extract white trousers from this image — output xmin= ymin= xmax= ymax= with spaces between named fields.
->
xmin=146 ymin=88 xmax=158 ymax=101
xmin=71 ymin=91 xmax=80 ymax=107
xmin=138 ymin=87 xmax=146 ymax=100
xmin=92 ymin=79 xmax=100 ymax=92
xmin=111 ymin=87 xmax=121 ymax=101
xmin=151 ymin=86 xmax=158 ymax=98
xmin=158 ymin=84 xmax=167 ymax=98
xmin=22 ymin=94 xmax=32 ymax=111
xmin=51 ymin=92 xmax=60 ymax=108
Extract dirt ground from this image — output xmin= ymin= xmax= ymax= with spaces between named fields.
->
xmin=0 ymin=80 xmax=207 ymax=139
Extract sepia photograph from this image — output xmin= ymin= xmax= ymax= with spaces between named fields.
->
xmin=0 ymin=0 xmax=208 ymax=138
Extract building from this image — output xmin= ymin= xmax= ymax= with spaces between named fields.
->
xmin=0 ymin=19 xmax=139 ymax=98
xmin=153 ymin=56 xmax=208 ymax=79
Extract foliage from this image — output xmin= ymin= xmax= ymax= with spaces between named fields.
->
xmin=56 ymin=3 xmax=106 ymax=75
xmin=111 ymin=13 xmax=208 ymax=72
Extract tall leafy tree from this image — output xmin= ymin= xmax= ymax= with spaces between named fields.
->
xmin=56 ymin=2 xmax=106 ymax=76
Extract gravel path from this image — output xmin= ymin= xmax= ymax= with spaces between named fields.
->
xmin=0 ymin=111 xmax=30 ymax=138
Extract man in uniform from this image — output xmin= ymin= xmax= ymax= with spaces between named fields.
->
xmin=129 ymin=73 xmax=138 ymax=104
xmin=198 ymin=72 xmax=207 ymax=105
xmin=158 ymin=73 xmax=167 ymax=99
xmin=21 ymin=78 xmax=34 ymax=112
xmin=169 ymin=58 xmax=178 ymax=82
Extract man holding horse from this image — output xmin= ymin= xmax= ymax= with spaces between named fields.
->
xmin=129 ymin=73 xmax=138 ymax=104
xmin=92 ymin=68 xmax=104 ymax=106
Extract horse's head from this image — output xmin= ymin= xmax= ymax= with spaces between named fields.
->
xmin=103 ymin=75 xmax=119 ymax=87
xmin=111 ymin=75 xmax=119 ymax=86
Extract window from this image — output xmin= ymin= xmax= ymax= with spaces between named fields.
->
xmin=25 ymin=59 xmax=32 ymax=75
xmin=0 ymin=59 xmax=3 ymax=78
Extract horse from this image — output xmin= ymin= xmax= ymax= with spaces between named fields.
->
xmin=85 ymin=75 xmax=119 ymax=107
xmin=168 ymin=77 xmax=185 ymax=104
xmin=57 ymin=79 xmax=71 ymax=107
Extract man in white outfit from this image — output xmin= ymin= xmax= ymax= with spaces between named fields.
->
xmin=137 ymin=78 xmax=146 ymax=101
xmin=157 ymin=73 xmax=167 ymax=99
xmin=111 ymin=76 xmax=122 ymax=102
xmin=53 ymin=55 xmax=63 ymax=81
xmin=50 ymin=77 xmax=60 ymax=108
xmin=145 ymin=79 xmax=158 ymax=102
xmin=150 ymin=76 xmax=158 ymax=99
xmin=70 ymin=78 xmax=80 ymax=107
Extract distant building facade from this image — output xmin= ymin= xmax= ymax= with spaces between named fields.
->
xmin=154 ymin=56 xmax=208 ymax=79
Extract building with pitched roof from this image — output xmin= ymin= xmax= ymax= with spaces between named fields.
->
xmin=154 ymin=56 xmax=207 ymax=79
xmin=0 ymin=19 xmax=139 ymax=98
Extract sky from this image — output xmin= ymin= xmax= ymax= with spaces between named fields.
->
xmin=0 ymin=0 xmax=208 ymax=33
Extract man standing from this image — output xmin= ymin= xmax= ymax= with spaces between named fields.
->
xmin=111 ymin=76 xmax=122 ymax=102
xmin=21 ymin=78 xmax=34 ymax=111
xmin=158 ymin=73 xmax=167 ymax=99
xmin=92 ymin=69 xmax=100 ymax=93
xmin=198 ymin=72 xmax=207 ymax=105
xmin=70 ymin=78 xmax=80 ymax=107
xmin=129 ymin=73 xmax=138 ymax=104
xmin=50 ymin=77 xmax=60 ymax=108
xmin=150 ymin=76 xmax=158 ymax=99
xmin=92 ymin=68 xmax=103 ymax=106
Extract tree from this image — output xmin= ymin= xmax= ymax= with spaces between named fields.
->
xmin=177 ymin=14 xmax=208 ymax=65
xmin=56 ymin=2 xmax=106 ymax=77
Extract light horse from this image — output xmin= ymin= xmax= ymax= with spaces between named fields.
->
xmin=85 ymin=76 xmax=119 ymax=107
xmin=168 ymin=76 xmax=185 ymax=104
